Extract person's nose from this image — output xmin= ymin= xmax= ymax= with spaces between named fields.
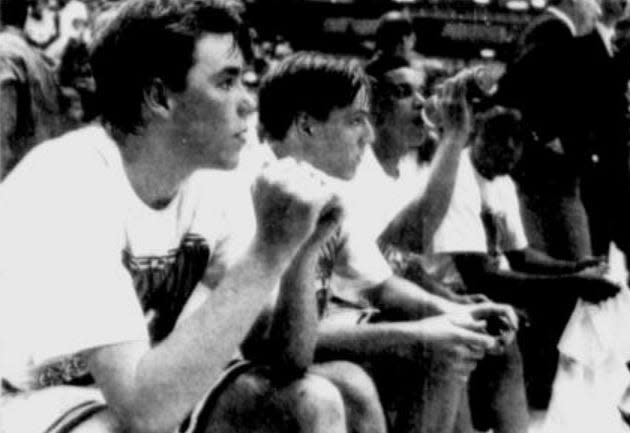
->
xmin=362 ymin=118 xmax=376 ymax=147
xmin=237 ymin=85 xmax=257 ymax=118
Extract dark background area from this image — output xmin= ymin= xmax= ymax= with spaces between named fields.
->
xmin=243 ymin=0 xmax=546 ymax=61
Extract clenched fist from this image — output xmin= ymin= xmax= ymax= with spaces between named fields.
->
xmin=251 ymin=158 xmax=341 ymax=268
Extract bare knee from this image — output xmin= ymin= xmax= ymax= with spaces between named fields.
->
xmin=319 ymin=361 xmax=382 ymax=412
xmin=312 ymin=361 xmax=387 ymax=433
xmin=212 ymin=371 xmax=346 ymax=432
xmin=278 ymin=374 xmax=347 ymax=429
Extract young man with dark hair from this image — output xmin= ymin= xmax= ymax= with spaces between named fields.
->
xmin=0 ymin=0 xmax=65 ymax=179
xmin=0 ymin=1 xmax=360 ymax=432
xmin=254 ymin=51 xmax=519 ymax=433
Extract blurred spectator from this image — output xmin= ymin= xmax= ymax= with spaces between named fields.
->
xmin=578 ymin=0 xmax=630 ymax=263
xmin=24 ymin=0 xmax=60 ymax=50
xmin=45 ymin=0 xmax=90 ymax=64
xmin=57 ymin=21 xmax=96 ymax=124
xmin=0 ymin=0 xmax=64 ymax=179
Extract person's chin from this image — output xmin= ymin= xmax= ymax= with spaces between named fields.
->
xmin=200 ymin=154 xmax=240 ymax=171
xmin=221 ymin=155 xmax=241 ymax=171
xmin=339 ymin=165 xmax=358 ymax=181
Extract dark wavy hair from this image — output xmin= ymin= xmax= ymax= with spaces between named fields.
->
xmin=89 ymin=0 xmax=251 ymax=135
xmin=258 ymin=51 xmax=370 ymax=142
xmin=0 ymin=0 xmax=28 ymax=27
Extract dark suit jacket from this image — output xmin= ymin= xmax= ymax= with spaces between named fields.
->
xmin=574 ymin=30 xmax=630 ymax=170
xmin=575 ymin=29 xmax=630 ymax=254
xmin=495 ymin=10 xmax=583 ymax=192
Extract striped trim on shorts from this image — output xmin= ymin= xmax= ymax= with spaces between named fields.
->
xmin=44 ymin=400 xmax=107 ymax=433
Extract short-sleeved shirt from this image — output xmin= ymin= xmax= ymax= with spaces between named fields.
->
xmin=477 ymin=169 xmax=528 ymax=257
xmin=0 ymin=125 xmax=255 ymax=392
xmin=0 ymin=29 xmax=63 ymax=175
xmin=249 ymin=145 xmax=394 ymax=317
xmin=421 ymin=148 xmax=528 ymax=287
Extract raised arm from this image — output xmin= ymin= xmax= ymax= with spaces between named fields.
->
xmin=380 ymin=71 xmax=473 ymax=252
xmin=86 ymin=160 xmax=335 ymax=433
xmin=254 ymin=196 xmax=343 ymax=377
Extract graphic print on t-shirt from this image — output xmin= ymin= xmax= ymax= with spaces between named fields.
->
xmin=123 ymin=233 xmax=210 ymax=343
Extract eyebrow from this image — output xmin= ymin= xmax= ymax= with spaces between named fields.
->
xmin=213 ymin=65 xmax=243 ymax=80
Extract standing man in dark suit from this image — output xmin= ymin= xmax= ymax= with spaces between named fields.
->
xmin=494 ymin=0 xmax=600 ymax=261
xmin=493 ymin=0 xmax=601 ymax=409
xmin=578 ymin=0 xmax=630 ymax=262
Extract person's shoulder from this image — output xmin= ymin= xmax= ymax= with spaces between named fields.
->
xmin=522 ymin=12 xmax=572 ymax=46
xmin=32 ymin=124 xmax=115 ymax=164
xmin=0 ymin=31 xmax=29 ymax=53
xmin=0 ymin=126 xmax=127 ymax=250
xmin=3 ymin=125 xmax=120 ymax=194
xmin=0 ymin=32 xmax=30 ymax=76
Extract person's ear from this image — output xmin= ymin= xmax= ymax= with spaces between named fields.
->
xmin=144 ymin=78 xmax=171 ymax=120
xmin=296 ymin=112 xmax=316 ymax=138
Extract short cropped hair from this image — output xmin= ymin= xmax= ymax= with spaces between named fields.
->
xmin=0 ymin=0 xmax=28 ymax=27
xmin=90 ymin=0 xmax=250 ymax=135
xmin=475 ymin=105 xmax=525 ymax=149
xmin=365 ymin=55 xmax=411 ymax=126
xmin=258 ymin=52 xmax=370 ymax=142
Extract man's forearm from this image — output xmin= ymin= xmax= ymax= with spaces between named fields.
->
xmin=265 ymin=247 xmax=319 ymax=375
xmin=88 ymin=246 xmax=288 ymax=433
xmin=505 ymin=248 xmax=580 ymax=275
xmin=454 ymin=254 xmax=614 ymax=306
xmin=365 ymin=275 xmax=456 ymax=320
xmin=403 ymin=258 xmax=460 ymax=301
xmin=316 ymin=319 xmax=414 ymax=362
xmin=381 ymin=131 xmax=467 ymax=253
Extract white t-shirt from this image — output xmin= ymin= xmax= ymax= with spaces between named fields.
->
xmin=348 ymin=148 xmax=430 ymax=245
xmin=421 ymin=148 xmax=528 ymax=286
xmin=245 ymin=144 xmax=393 ymax=312
xmin=477 ymin=168 xmax=528 ymax=256
xmin=0 ymin=125 xmax=255 ymax=391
